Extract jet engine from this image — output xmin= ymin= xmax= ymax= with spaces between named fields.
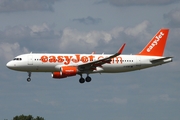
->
xmin=52 ymin=66 xmax=78 ymax=78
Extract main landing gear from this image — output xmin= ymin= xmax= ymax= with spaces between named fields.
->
xmin=79 ymin=74 xmax=92 ymax=84
xmin=27 ymin=72 xmax=31 ymax=82
xmin=25 ymin=72 xmax=92 ymax=83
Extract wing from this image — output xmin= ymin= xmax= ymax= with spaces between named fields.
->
xmin=78 ymin=43 xmax=126 ymax=71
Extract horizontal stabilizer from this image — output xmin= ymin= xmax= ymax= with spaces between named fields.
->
xmin=150 ymin=57 xmax=173 ymax=63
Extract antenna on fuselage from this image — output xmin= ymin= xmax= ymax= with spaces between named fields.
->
xmin=91 ymin=51 xmax=96 ymax=54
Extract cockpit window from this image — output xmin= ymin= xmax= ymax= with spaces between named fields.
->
xmin=13 ymin=58 xmax=22 ymax=61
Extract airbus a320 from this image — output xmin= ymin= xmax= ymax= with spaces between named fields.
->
xmin=6 ymin=28 xmax=173 ymax=83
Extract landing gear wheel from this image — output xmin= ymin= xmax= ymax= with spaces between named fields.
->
xmin=86 ymin=76 xmax=91 ymax=82
xmin=79 ymin=78 xmax=85 ymax=84
xmin=27 ymin=78 xmax=31 ymax=82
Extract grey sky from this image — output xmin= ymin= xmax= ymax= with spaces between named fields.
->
xmin=97 ymin=0 xmax=179 ymax=6
xmin=0 ymin=0 xmax=61 ymax=12
xmin=0 ymin=0 xmax=180 ymax=120
xmin=73 ymin=16 xmax=102 ymax=25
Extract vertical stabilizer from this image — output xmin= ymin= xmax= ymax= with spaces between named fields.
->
xmin=138 ymin=28 xmax=169 ymax=56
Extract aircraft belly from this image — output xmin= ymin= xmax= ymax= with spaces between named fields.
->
xmin=23 ymin=63 xmax=57 ymax=72
xmin=101 ymin=64 xmax=137 ymax=73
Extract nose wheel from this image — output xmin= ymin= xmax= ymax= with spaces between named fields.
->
xmin=27 ymin=72 xmax=31 ymax=82
xmin=27 ymin=78 xmax=31 ymax=82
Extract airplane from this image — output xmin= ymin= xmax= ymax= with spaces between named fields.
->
xmin=6 ymin=28 xmax=173 ymax=83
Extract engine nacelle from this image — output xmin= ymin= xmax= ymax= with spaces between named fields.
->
xmin=52 ymin=72 xmax=67 ymax=78
xmin=52 ymin=66 xmax=78 ymax=79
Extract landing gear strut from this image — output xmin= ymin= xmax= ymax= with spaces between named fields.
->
xmin=27 ymin=72 xmax=31 ymax=82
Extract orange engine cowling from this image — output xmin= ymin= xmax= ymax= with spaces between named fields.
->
xmin=52 ymin=72 xmax=67 ymax=78
xmin=52 ymin=66 xmax=78 ymax=79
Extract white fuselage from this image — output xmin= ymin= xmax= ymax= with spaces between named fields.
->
xmin=6 ymin=53 xmax=172 ymax=73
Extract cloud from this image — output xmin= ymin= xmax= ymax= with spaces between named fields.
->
xmin=164 ymin=8 xmax=180 ymax=28
xmin=1 ymin=25 xmax=32 ymax=42
xmin=103 ymin=97 xmax=127 ymax=105
xmin=0 ymin=42 xmax=28 ymax=61
xmin=73 ymin=16 xmax=102 ymax=25
xmin=34 ymin=98 xmax=61 ymax=107
xmin=59 ymin=27 xmax=112 ymax=52
xmin=124 ymin=20 xmax=151 ymax=38
xmin=0 ymin=21 xmax=154 ymax=63
xmin=0 ymin=0 xmax=60 ymax=13
xmin=0 ymin=23 xmax=60 ymax=52
xmin=94 ymin=97 xmax=127 ymax=105
xmin=0 ymin=20 xmax=176 ymax=61
xmin=0 ymin=20 xmax=152 ymax=54
xmin=150 ymin=94 xmax=177 ymax=102
xmin=30 ymin=23 xmax=50 ymax=33
xmin=97 ymin=0 xmax=179 ymax=6
xmin=59 ymin=20 xmax=151 ymax=53
xmin=0 ymin=21 xmax=152 ymax=56
xmin=0 ymin=23 xmax=61 ymax=64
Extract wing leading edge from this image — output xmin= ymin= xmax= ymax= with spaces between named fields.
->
xmin=78 ymin=43 xmax=126 ymax=71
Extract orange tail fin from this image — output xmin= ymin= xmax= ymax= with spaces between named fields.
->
xmin=138 ymin=28 xmax=169 ymax=56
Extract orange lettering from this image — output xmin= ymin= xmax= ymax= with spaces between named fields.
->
xmin=41 ymin=55 xmax=48 ymax=62
xmin=81 ymin=56 xmax=88 ymax=63
xmin=115 ymin=56 xmax=122 ymax=64
xmin=72 ymin=54 xmax=80 ymax=63
xmin=40 ymin=55 xmax=121 ymax=65
xmin=89 ymin=55 xmax=95 ymax=61
xmin=57 ymin=56 xmax=64 ymax=63
xmin=98 ymin=56 xmax=104 ymax=60
xmin=49 ymin=56 xmax=56 ymax=63
xmin=64 ymin=56 xmax=72 ymax=65
xmin=111 ymin=58 xmax=114 ymax=64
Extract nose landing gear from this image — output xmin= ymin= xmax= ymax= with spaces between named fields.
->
xmin=27 ymin=72 xmax=31 ymax=82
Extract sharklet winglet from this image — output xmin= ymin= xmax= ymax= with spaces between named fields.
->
xmin=117 ymin=43 xmax=126 ymax=55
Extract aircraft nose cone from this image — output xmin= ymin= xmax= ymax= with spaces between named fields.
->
xmin=6 ymin=61 xmax=13 ymax=69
